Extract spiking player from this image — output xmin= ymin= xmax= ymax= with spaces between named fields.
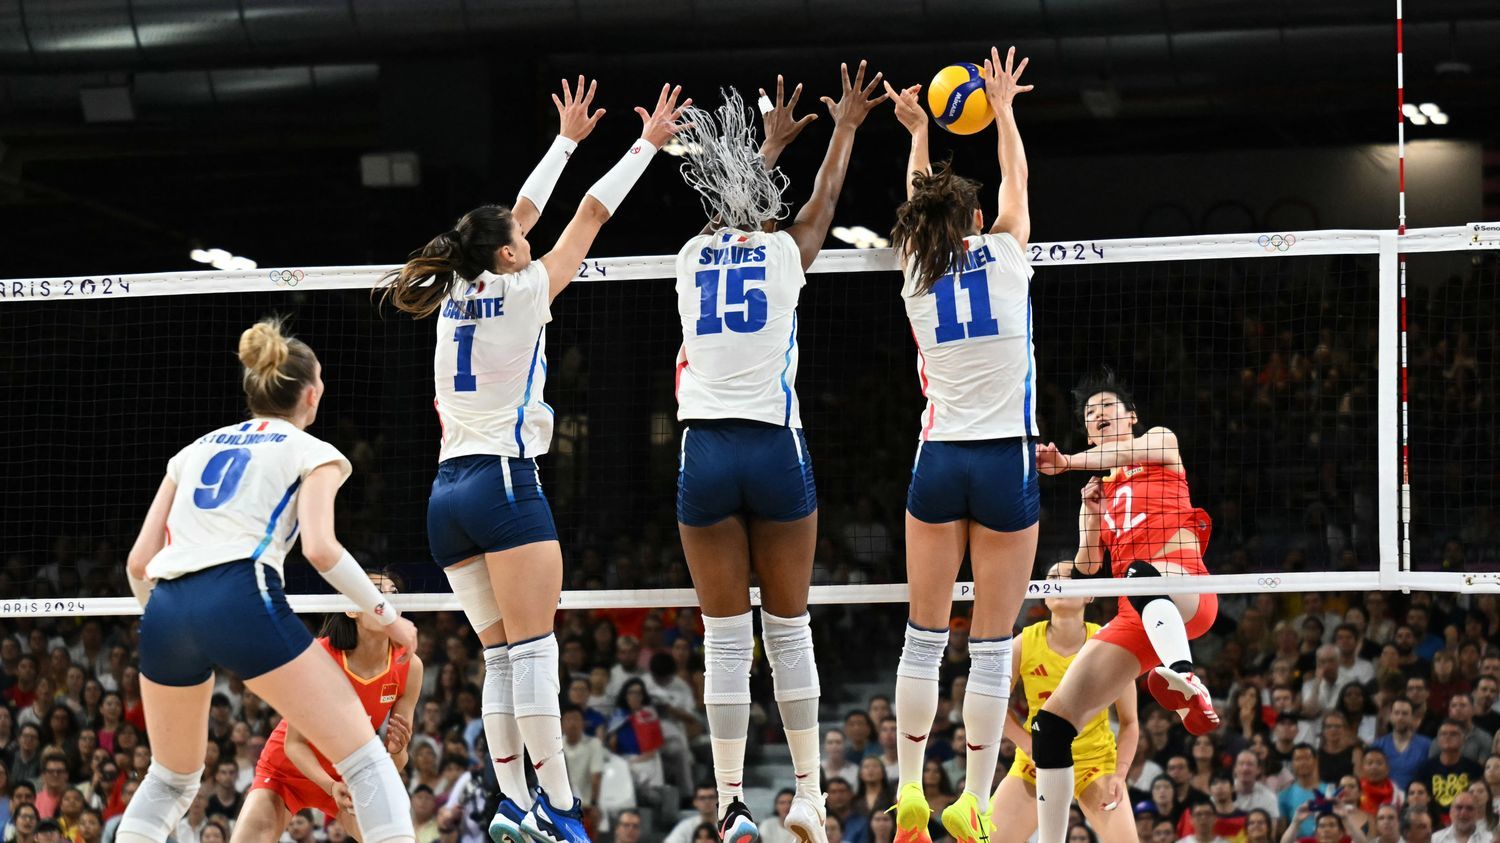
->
xmin=232 ymin=572 xmax=423 ymax=843
xmin=123 ymin=318 xmax=419 ymax=843
xmin=381 ymin=78 xmax=689 ymax=843
xmin=883 ymin=46 xmax=1035 ymax=843
xmin=670 ymin=63 xmax=887 ymax=843
xmin=1027 ymin=369 xmax=1218 ymax=843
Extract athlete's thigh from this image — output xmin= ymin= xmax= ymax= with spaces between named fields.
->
xmin=679 ymin=517 xmax=753 ymax=617
xmin=486 ymin=540 xmax=564 ymax=642
xmin=230 ymin=788 xmax=292 ymax=843
xmin=989 ymin=775 xmax=1039 ymax=843
xmin=1039 ymin=638 xmax=1141 ymax=727
xmin=748 ymin=511 xmax=816 ymax=618
xmin=967 ymin=521 xmax=1038 ymax=640
xmin=905 ymin=512 xmax=968 ymax=629
xmin=245 ymin=644 xmax=375 ymax=764
xmin=139 ymin=675 xmax=214 ymax=773
xmin=1152 ymin=558 xmax=1203 ymax=619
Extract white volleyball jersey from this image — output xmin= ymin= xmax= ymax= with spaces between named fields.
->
xmin=148 ymin=418 xmax=351 ymax=581
xmin=433 ymin=263 xmax=554 ymax=462
xmin=902 ymin=232 xmax=1039 ymax=441
xmin=674 ymin=229 xmax=805 ymax=427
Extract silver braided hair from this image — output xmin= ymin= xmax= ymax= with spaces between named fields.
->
xmin=677 ymin=87 xmax=789 ymax=230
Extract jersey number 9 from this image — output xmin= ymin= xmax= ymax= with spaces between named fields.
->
xmin=194 ymin=448 xmax=252 ymax=509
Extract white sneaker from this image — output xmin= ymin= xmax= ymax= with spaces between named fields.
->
xmin=786 ymin=792 xmax=830 ymax=843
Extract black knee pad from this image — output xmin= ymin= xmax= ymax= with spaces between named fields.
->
xmin=1123 ymin=560 xmax=1166 ymax=615
xmin=1029 ymin=709 xmax=1078 ymax=769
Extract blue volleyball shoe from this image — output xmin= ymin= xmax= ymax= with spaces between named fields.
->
xmin=521 ymin=788 xmax=589 ymax=843
xmin=489 ymin=797 xmax=531 ymax=843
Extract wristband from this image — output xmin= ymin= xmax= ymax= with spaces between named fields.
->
xmin=318 ymin=550 xmax=398 ymax=625
xmin=516 ymin=135 xmax=578 ymax=215
xmin=585 ymin=138 xmax=658 ymax=216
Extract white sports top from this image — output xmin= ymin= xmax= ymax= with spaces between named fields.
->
xmin=674 ymin=229 xmax=805 ymax=427
xmin=148 ymin=418 xmax=351 ymax=581
xmin=433 ymin=262 xmax=554 ymax=462
xmin=901 ymin=232 xmax=1038 ymax=441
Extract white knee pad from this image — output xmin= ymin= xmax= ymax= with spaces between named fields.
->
xmin=760 ymin=610 xmax=819 ymax=703
xmin=334 ymin=736 xmax=414 ymax=843
xmin=966 ymin=636 xmax=1013 ymax=699
xmin=116 ymin=761 xmax=202 ymax=843
xmin=896 ymin=621 xmax=949 ymax=681
xmin=483 ymin=645 xmax=515 ymax=716
xmin=703 ymin=612 xmax=754 ymax=706
xmin=508 ymin=634 xmax=561 ymax=718
xmin=444 ymin=561 xmax=502 ymax=634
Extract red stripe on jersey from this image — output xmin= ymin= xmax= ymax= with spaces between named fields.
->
xmin=674 ymin=358 xmax=689 ymax=399
xmin=164 ymin=525 xmax=172 ymax=546
xmin=256 ymin=421 xmax=269 ymax=431
xmin=433 ymin=398 xmax=446 ymax=443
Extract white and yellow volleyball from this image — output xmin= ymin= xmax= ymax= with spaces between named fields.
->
xmin=927 ymin=62 xmax=993 ymax=135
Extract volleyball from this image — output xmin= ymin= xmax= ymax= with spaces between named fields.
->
xmin=928 ymin=62 xmax=993 ymax=135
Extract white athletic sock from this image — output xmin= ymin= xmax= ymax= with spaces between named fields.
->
xmin=1035 ymin=766 xmax=1074 ymax=843
xmin=483 ymin=645 xmax=532 ymax=810
xmin=509 ymin=635 xmax=572 ymax=806
xmin=895 ymin=622 xmax=948 ymax=786
xmin=961 ymin=636 xmax=1011 ymax=801
xmin=784 ymin=724 xmax=822 ymax=799
xmin=1141 ymin=599 xmax=1194 ymax=672
xmin=707 ymin=704 xmax=748 ymax=816
xmin=517 ymin=714 xmax=570 ymax=804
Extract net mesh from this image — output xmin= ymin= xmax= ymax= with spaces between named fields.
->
xmin=2 ymin=227 xmax=1494 ymax=612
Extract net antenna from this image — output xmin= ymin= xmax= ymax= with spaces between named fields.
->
xmin=676 ymin=87 xmax=790 ymax=230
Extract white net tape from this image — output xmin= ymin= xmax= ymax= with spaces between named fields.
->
xmin=2 ymin=224 xmax=1496 ymax=617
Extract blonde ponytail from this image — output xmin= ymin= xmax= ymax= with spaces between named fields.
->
xmin=237 ymin=317 xmax=319 ymax=418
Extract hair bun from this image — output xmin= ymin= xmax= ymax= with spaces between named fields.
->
xmin=238 ymin=319 xmax=290 ymax=380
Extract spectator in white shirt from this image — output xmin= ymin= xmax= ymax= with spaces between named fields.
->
xmin=664 ymin=786 xmax=718 ymax=843
xmin=822 ymin=729 xmax=859 ymax=788
xmin=1334 ymin=625 xmax=1376 ymax=689
xmin=560 ymin=707 xmax=605 ymax=812
xmin=1234 ymin=751 xmax=1282 ymax=817
xmin=759 ymin=789 xmax=796 ymax=843
xmin=606 ymin=637 xmax=646 ymax=700
xmin=1303 ymin=646 xmax=1345 ymax=721
xmin=1433 ymin=793 xmax=1492 ymax=843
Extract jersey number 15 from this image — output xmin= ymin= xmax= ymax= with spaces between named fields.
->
xmin=695 ymin=267 xmax=767 ymax=335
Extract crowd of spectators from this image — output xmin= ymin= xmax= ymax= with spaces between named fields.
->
xmin=1 ymin=586 xmax=1498 ymax=843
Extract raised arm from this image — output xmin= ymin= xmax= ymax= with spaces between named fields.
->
xmin=512 ymin=76 xmax=605 ymax=236
xmin=540 ymin=83 xmax=690 ymax=301
xmin=1038 ymin=427 xmax=1183 ymax=475
xmin=884 ymin=81 xmax=930 ymax=200
xmin=1074 ymin=477 xmax=1106 ymax=575
xmin=983 ymin=46 xmax=1034 ymax=248
xmin=783 ymin=60 xmax=888 ymax=270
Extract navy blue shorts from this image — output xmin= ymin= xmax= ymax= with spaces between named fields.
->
xmin=677 ymin=421 xmax=817 ymax=527
xmin=906 ymin=437 xmax=1040 ymax=533
xmin=428 ymin=455 xmax=558 ymax=568
xmin=139 ymin=560 xmax=314 ymax=687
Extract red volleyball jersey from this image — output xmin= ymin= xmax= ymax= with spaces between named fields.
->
xmin=1099 ymin=463 xmax=1211 ymax=574
xmin=258 ymin=637 xmax=409 ymax=779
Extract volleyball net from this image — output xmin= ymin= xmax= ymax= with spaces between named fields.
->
xmin=0 ymin=224 xmax=1496 ymax=617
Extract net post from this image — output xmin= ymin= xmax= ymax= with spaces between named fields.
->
xmin=1378 ymin=231 xmax=1399 ymax=590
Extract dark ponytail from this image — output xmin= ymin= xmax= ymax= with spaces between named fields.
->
xmin=380 ymin=205 xmax=517 ymax=318
xmin=318 ymin=568 xmax=405 ymax=651
xmin=1071 ymin=366 xmax=1139 ymax=431
xmin=890 ymin=160 xmax=982 ymax=296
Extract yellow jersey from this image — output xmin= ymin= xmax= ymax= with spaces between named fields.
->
xmin=1017 ymin=620 xmax=1115 ymax=760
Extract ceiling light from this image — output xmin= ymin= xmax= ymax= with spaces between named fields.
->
xmin=228 ymin=257 xmax=258 ymax=271
xmin=831 ymin=226 xmax=855 ymax=245
xmin=1418 ymin=102 xmax=1440 ymax=116
xmin=190 ymin=249 xmax=212 ymax=263
xmin=1409 ymin=113 xmax=1429 ymax=126
xmin=1402 ymin=103 xmax=1419 ymax=117
xmin=1431 ymin=112 xmax=1449 ymax=125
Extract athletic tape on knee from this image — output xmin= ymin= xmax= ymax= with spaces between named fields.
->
xmin=702 ymin=612 xmax=753 ymax=706
xmin=508 ymin=633 xmax=561 ymax=718
xmin=444 ymin=562 xmax=502 ymax=634
xmin=896 ymin=621 xmax=949 ymax=681
xmin=334 ymin=736 xmax=414 ymax=843
xmin=760 ymin=610 xmax=820 ymax=703
xmin=966 ymin=636 xmax=1012 ymax=699
xmin=116 ymin=761 xmax=202 ymax=843
xmin=1029 ymin=710 xmax=1079 ymax=769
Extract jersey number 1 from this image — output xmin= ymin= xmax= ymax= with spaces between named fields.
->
xmin=194 ymin=448 xmax=252 ymax=509
xmin=453 ymin=324 xmax=477 ymax=392
xmin=932 ymin=269 xmax=1000 ymax=344
xmin=695 ymin=267 xmax=768 ymax=335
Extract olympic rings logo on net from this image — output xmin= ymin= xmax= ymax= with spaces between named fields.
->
xmin=1257 ymin=234 xmax=1297 ymax=253
xmin=1257 ymin=577 xmax=1283 ymax=588
xmin=269 ymin=269 xmax=305 ymax=287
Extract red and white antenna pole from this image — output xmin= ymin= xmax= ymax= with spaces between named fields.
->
xmin=1396 ymin=0 xmax=1411 ymax=577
